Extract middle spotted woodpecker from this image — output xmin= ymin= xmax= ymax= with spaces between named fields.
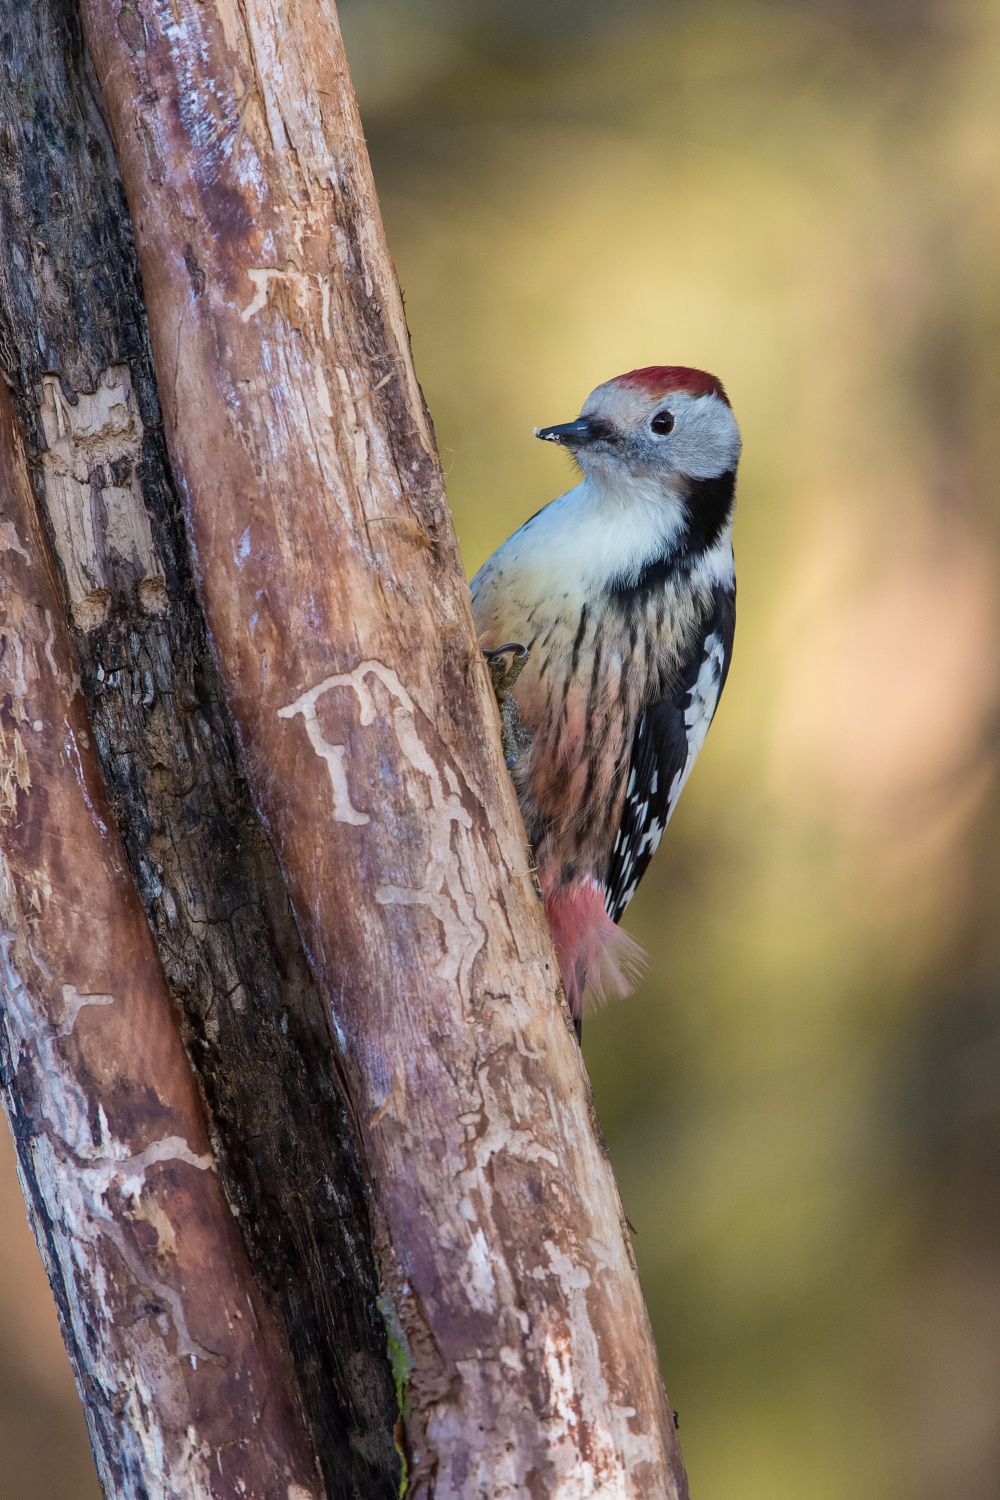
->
xmin=472 ymin=365 xmax=739 ymax=1036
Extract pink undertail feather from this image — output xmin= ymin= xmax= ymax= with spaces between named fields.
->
xmin=542 ymin=876 xmax=647 ymax=1021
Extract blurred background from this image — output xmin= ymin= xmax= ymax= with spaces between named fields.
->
xmin=3 ymin=0 xmax=1000 ymax=1494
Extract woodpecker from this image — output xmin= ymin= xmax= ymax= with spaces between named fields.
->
xmin=472 ymin=366 xmax=739 ymax=1035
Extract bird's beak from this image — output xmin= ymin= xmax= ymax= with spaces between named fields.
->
xmin=534 ymin=418 xmax=594 ymax=447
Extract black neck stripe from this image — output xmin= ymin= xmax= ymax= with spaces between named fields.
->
xmin=604 ymin=468 xmax=736 ymax=611
xmin=683 ymin=469 xmax=736 ymax=556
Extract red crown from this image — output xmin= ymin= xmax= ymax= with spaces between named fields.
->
xmin=612 ymin=365 xmax=730 ymax=407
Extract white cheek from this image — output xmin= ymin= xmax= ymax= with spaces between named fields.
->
xmin=668 ymin=396 xmax=741 ymax=479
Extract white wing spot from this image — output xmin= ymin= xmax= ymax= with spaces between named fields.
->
xmin=666 ymin=633 xmax=726 ymax=815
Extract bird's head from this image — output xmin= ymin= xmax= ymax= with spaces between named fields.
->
xmin=536 ymin=365 xmax=741 ymax=504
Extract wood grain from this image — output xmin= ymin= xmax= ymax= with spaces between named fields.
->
xmin=78 ymin=0 xmax=690 ymax=1491
xmin=0 ymin=4 xmax=400 ymax=1490
xmin=0 ymin=376 xmax=321 ymax=1500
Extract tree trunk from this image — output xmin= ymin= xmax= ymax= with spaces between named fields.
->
xmin=0 ymin=0 xmax=690 ymax=1493
xmin=0 ymin=3 xmax=400 ymax=1494
xmin=78 ymin=0 xmax=689 ymax=1495
xmin=0 ymin=376 xmax=322 ymax=1498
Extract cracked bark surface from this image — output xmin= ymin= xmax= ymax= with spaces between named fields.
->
xmin=0 ymin=375 xmax=321 ymax=1499
xmin=75 ymin=0 xmax=691 ymax=1492
xmin=0 ymin=2 xmax=399 ymax=1494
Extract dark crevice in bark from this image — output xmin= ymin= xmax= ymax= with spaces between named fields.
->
xmin=0 ymin=2 xmax=400 ymax=1494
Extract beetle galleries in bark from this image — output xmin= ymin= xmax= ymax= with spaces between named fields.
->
xmin=0 ymin=1 xmax=400 ymax=1492
xmin=0 ymin=379 xmax=322 ymax=1499
xmin=75 ymin=0 xmax=689 ymax=1492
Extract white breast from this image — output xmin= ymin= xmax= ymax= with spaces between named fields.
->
xmin=472 ymin=477 xmax=691 ymax=610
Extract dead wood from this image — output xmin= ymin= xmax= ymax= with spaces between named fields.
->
xmin=0 ymin=3 xmax=399 ymax=1493
xmin=75 ymin=0 xmax=691 ymax=1493
xmin=0 ymin=375 xmax=323 ymax=1498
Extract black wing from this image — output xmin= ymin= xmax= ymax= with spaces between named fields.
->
xmin=604 ymin=584 xmax=735 ymax=923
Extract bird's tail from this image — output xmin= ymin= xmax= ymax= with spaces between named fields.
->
xmin=542 ymin=876 xmax=646 ymax=1021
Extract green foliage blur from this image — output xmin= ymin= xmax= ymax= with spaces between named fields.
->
xmin=2 ymin=2 xmax=999 ymax=1495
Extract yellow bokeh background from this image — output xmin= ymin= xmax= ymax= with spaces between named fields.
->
xmin=4 ymin=1 xmax=1000 ymax=1493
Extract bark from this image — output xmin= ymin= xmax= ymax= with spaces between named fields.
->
xmin=0 ymin=3 xmax=400 ymax=1494
xmin=78 ymin=0 xmax=690 ymax=1494
xmin=0 ymin=376 xmax=322 ymax=1497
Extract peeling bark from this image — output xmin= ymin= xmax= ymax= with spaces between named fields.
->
xmin=0 ymin=3 xmax=399 ymax=1494
xmin=77 ymin=0 xmax=690 ymax=1493
xmin=0 ymin=377 xmax=322 ymax=1498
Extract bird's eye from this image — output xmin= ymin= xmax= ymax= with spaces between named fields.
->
xmin=651 ymin=410 xmax=675 ymax=435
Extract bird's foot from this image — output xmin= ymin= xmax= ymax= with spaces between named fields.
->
xmin=482 ymin=643 xmax=530 ymax=769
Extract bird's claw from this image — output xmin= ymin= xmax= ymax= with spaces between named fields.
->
xmin=482 ymin=643 xmax=531 ymax=770
xmin=483 ymin=641 xmax=529 ymax=692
